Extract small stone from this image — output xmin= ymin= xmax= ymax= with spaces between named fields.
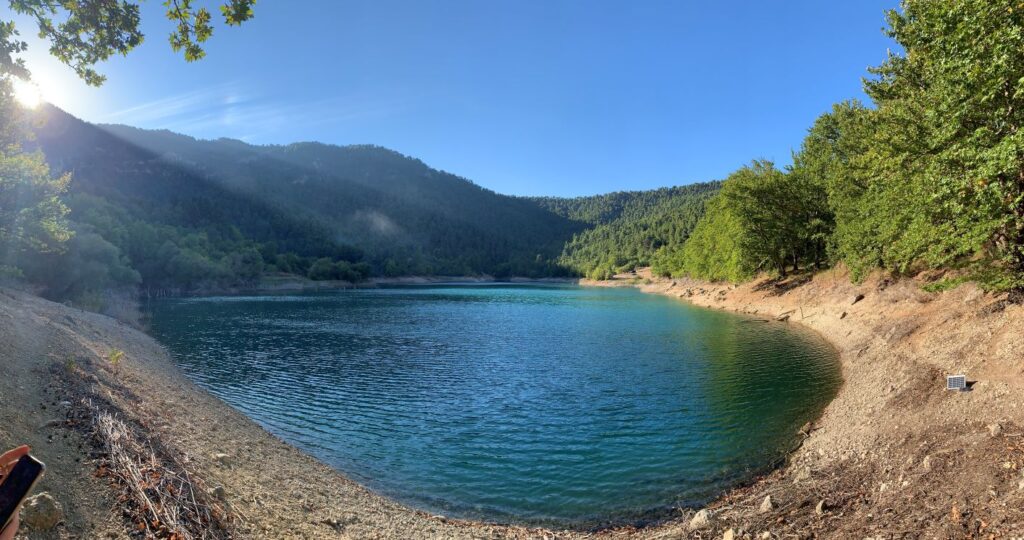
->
xmin=851 ymin=293 xmax=865 ymax=305
xmin=38 ymin=419 xmax=62 ymax=429
xmin=989 ymin=423 xmax=1003 ymax=437
xmin=815 ymin=500 xmax=827 ymax=515
xmin=688 ymin=509 xmax=713 ymax=531
xmin=922 ymin=455 xmax=933 ymax=471
xmin=793 ymin=466 xmax=811 ymax=483
xmin=21 ymin=492 xmax=62 ymax=530
xmin=212 ymin=453 xmax=233 ymax=467
xmin=759 ymin=494 xmax=774 ymax=513
xmin=759 ymin=532 xmax=771 ymax=540
xmin=722 ymin=528 xmax=736 ymax=540
xmin=208 ymin=485 xmax=226 ymax=500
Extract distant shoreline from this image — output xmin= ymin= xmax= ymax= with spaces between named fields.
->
xmin=199 ymin=274 xmax=581 ymax=294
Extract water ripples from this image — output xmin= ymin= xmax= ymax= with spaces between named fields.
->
xmin=148 ymin=285 xmax=840 ymax=526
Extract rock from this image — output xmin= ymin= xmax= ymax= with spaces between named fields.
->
xmin=759 ymin=495 xmax=774 ymax=513
xmin=208 ymin=485 xmax=226 ymax=500
xmin=723 ymin=528 xmax=736 ymax=540
xmin=38 ymin=419 xmax=62 ymax=429
xmin=815 ymin=500 xmax=827 ymax=515
xmin=989 ymin=423 xmax=1003 ymax=437
xmin=21 ymin=492 xmax=62 ymax=530
xmin=851 ymin=293 xmax=865 ymax=305
xmin=793 ymin=466 xmax=811 ymax=483
xmin=979 ymin=300 xmax=1009 ymax=315
xmin=323 ymin=515 xmax=358 ymax=531
xmin=688 ymin=509 xmax=713 ymax=531
xmin=759 ymin=532 xmax=771 ymax=540
xmin=922 ymin=455 xmax=933 ymax=471
xmin=963 ymin=287 xmax=984 ymax=304
xmin=212 ymin=453 xmax=233 ymax=467
xmin=323 ymin=518 xmax=344 ymax=532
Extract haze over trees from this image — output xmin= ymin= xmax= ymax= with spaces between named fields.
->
xmin=27 ymin=107 xmax=587 ymax=292
xmin=0 ymin=0 xmax=258 ymax=309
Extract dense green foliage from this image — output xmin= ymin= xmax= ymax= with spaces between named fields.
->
xmin=532 ymin=184 xmax=720 ymax=279
xmin=851 ymin=0 xmax=1024 ymax=286
xmin=663 ymin=0 xmax=1024 ymax=290
xmin=0 ymin=78 xmax=72 ymax=281
xmin=653 ymin=162 xmax=831 ymax=281
xmin=6 ymin=0 xmax=255 ymax=84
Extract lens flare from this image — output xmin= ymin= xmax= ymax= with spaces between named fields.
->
xmin=12 ymin=79 xmax=42 ymax=109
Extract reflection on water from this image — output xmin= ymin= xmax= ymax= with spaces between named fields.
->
xmin=148 ymin=285 xmax=840 ymax=526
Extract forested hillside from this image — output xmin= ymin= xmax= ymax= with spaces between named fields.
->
xmin=92 ymin=123 xmax=585 ymax=277
xmin=4 ymin=105 xmax=723 ymax=307
xmin=19 ymin=106 xmax=589 ymax=301
xmin=531 ymin=183 xmax=720 ymax=279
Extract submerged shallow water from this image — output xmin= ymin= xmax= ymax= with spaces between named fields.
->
xmin=148 ymin=285 xmax=840 ymax=526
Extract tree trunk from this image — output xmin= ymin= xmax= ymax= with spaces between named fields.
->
xmin=1010 ymin=170 xmax=1024 ymax=295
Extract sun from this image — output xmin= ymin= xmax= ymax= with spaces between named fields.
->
xmin=12 ymin=79 xmax=43 ymax=109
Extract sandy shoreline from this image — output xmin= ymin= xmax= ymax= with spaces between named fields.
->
xmin=3 ymin=270 xmax=1024 ymax=538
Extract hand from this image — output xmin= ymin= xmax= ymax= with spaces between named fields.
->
xmin=0 ymin=445 xmax=31 ymax=540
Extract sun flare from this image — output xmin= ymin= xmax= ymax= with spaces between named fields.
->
xmin=12 ymin=79 xmax=42 ymax=109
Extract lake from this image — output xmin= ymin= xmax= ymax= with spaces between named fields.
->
xmin=147 ymin=284 xmax=840 ymax=526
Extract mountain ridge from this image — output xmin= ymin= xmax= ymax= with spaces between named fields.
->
xmin=20 ymin=105 xmax=717 ymax=300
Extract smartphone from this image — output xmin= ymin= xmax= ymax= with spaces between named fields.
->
xmin=0 ymin=455 xmax=45 ymax=533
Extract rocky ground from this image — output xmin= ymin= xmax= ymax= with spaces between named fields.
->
xmin=1 ymin=268 xmax=1022 ymax=538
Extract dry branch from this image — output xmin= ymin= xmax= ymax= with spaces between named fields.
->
xmin=85 ymin=399 xmax=233 ymax=539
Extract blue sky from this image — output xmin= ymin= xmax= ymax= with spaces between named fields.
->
xmin=13 ymin=1 xmax=897 ymax=196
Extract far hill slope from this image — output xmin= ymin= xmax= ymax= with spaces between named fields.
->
xmin=530 ymin=183 xmax=721 ymax=278
xmin=21 ymin=106 xmax=718 ymax=299
xmin=96 ymin=124 xmax=586 ymax=277
xmin=27 ymin=106 xmax=585 ymax=292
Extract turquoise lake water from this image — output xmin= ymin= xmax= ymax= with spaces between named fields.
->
xmin=147 ymin=285 xmax=840 ymax=526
